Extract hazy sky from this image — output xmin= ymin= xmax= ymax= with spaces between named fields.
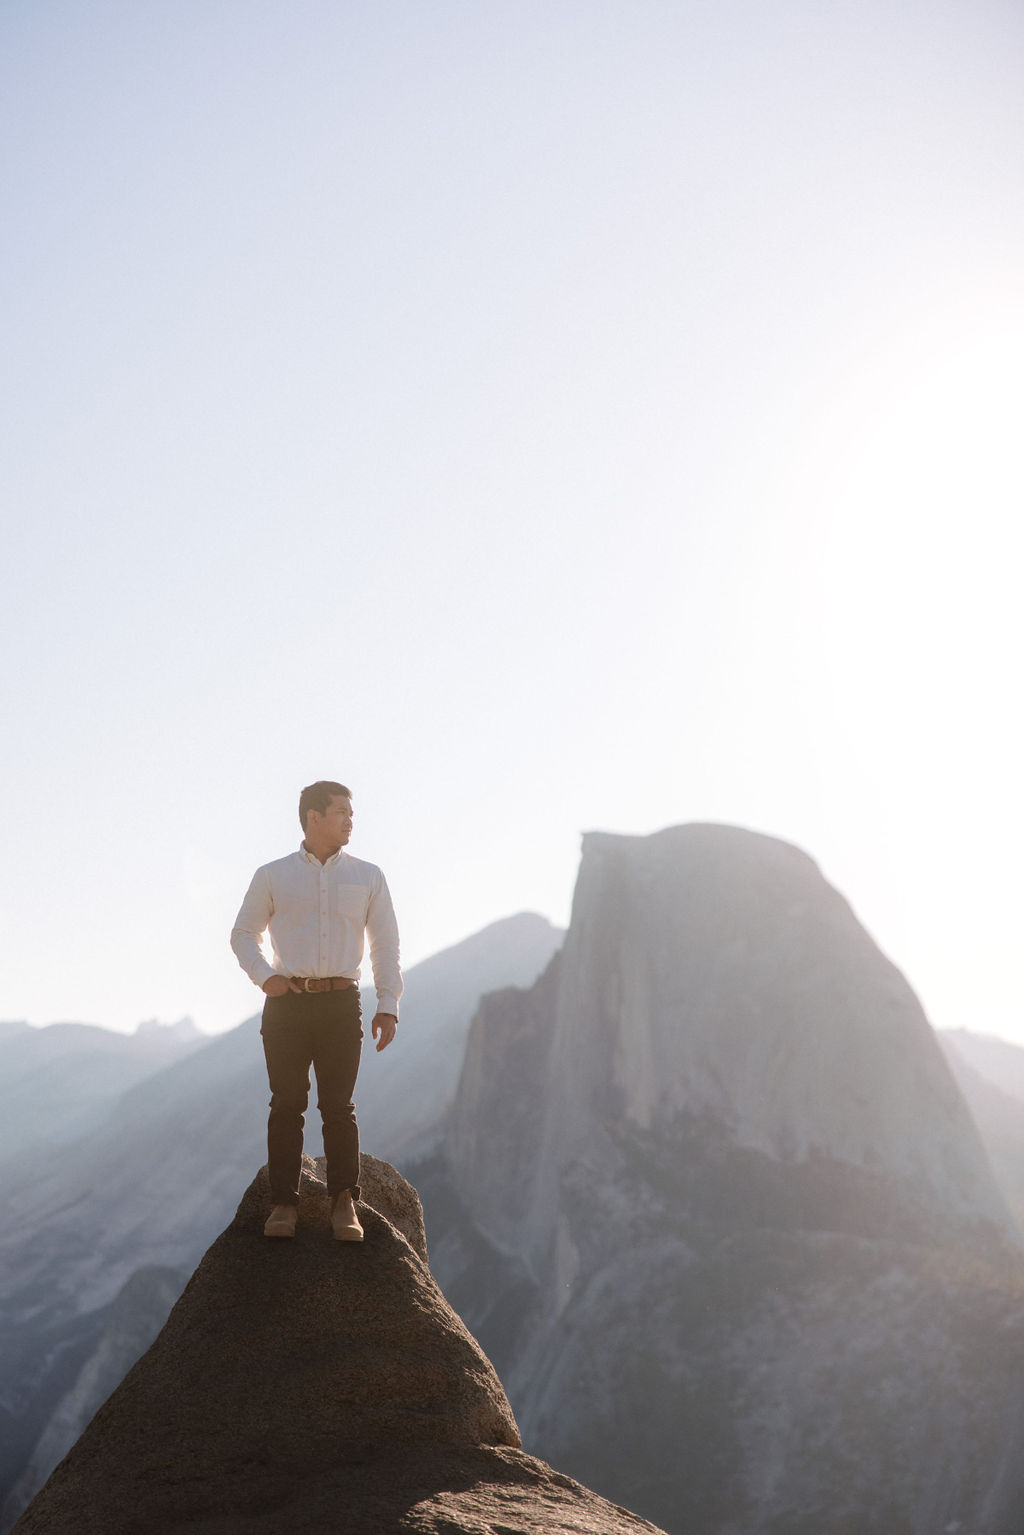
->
xmin=3 ymin=0 xmax=1022 ymax=1040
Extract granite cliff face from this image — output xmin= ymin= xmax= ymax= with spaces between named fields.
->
xmin=421 ymin=825 xmax=1024 ymax=1534
xmin=13 ymin=1157 xmax=664 ymax=1535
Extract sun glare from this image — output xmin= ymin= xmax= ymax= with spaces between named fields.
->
xmin=817 ymin=293 xmax=1021 ymax=683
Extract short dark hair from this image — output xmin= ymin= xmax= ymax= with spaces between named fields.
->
xmin=298 ymin=780 xmax=352 ymax=831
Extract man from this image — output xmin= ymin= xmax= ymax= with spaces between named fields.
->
xmin=230 ymin=780 xmax=402 ymax=1241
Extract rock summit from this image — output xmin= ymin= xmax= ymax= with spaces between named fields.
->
xmin=14 ymin=1155 xmax=665 ymax=1535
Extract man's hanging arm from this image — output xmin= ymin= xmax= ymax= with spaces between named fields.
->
xmin=366 ymin=870 xmax=402 ymax=1051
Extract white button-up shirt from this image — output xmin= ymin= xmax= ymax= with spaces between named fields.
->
xmin=230 ymin=845 xmax=403 ymax=1016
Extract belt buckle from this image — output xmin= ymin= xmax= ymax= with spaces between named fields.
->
xmin=303 ymin=977 xmax=315 ymax=993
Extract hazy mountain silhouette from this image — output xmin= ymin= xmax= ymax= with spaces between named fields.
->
xmin=942 ymin=1028 xmax=1024 ymax=1104
xmin=411 ymin=825 xmax=1024 ymax=1534
xmin=0 ymin=1019 xmax=203 ymax=1163
xmin=940 ymin=1029 xmax=1024 ymax=1232
xmin=11 ymin=1157 xmax=665 ymax=1535
xmin=348 ymin=909 xmax=563 ymax=1161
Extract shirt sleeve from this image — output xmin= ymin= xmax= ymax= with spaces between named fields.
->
xmin=230 ymin=867 xmax=277 ymax=990
xmin=366 ymin=869 xmax=403 ymax=1017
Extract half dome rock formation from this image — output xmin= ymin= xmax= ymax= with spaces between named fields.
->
xmin=425 ymin=825 xmax=1024 ymax=1534
xmin=452 ymin=825 xmax=1018 ymax=1258
xmin=13 ymin=1156 xmax=665 ymax=1535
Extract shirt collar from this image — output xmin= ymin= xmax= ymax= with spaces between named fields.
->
xmin=299 ymin=842 xmax=344 ymax=867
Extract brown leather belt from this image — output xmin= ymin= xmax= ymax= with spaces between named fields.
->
xmin=291 ymin=976 xmax=358 ymax=993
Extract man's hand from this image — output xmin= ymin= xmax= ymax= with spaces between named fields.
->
xmin=262 ymin=975 xmax=301 ymax=997
xmin=372 ymin=1013 xmax=397 ymax=1052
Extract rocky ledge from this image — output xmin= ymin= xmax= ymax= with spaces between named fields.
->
xmin=14 ymin=1156 xmax=665 ymax=1535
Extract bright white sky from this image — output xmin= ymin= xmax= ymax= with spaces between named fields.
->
xmin=2 ymin=0 xmax=1022 ymax=1040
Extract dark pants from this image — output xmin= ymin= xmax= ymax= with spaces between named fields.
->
xmin=260 ymin=988 xmax=363 ymax=1204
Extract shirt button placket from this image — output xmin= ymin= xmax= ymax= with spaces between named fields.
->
xmin=320 ymin=870 xmax=329 ymax=973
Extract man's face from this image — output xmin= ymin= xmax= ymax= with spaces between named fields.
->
xmin=312 ymin=794 xmax=353 ymax=852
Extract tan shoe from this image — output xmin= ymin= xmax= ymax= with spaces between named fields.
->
xmin=264 ymin=1204 xmax=298 ymax=1238
xmin=331 ymin=1191 xmax=364 ymax=1242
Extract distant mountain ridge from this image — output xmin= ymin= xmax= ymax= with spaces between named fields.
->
xmin=354 ymin=911 xmax=563 ymax=1160
xmin=0 ymin=1019 xmax=205 ymax=1165
xmin=942 ymin=1027 xmax=1024 ymax=1104
xmin=940 ymin=1028 xmax=1024 ymax=1234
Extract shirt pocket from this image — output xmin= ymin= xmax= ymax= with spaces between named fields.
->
xmin=334 ymin=883 xmax=370 ymax=925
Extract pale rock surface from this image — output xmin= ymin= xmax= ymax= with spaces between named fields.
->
xmin=13 ymin=1158 xmax=664 ymax=1535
